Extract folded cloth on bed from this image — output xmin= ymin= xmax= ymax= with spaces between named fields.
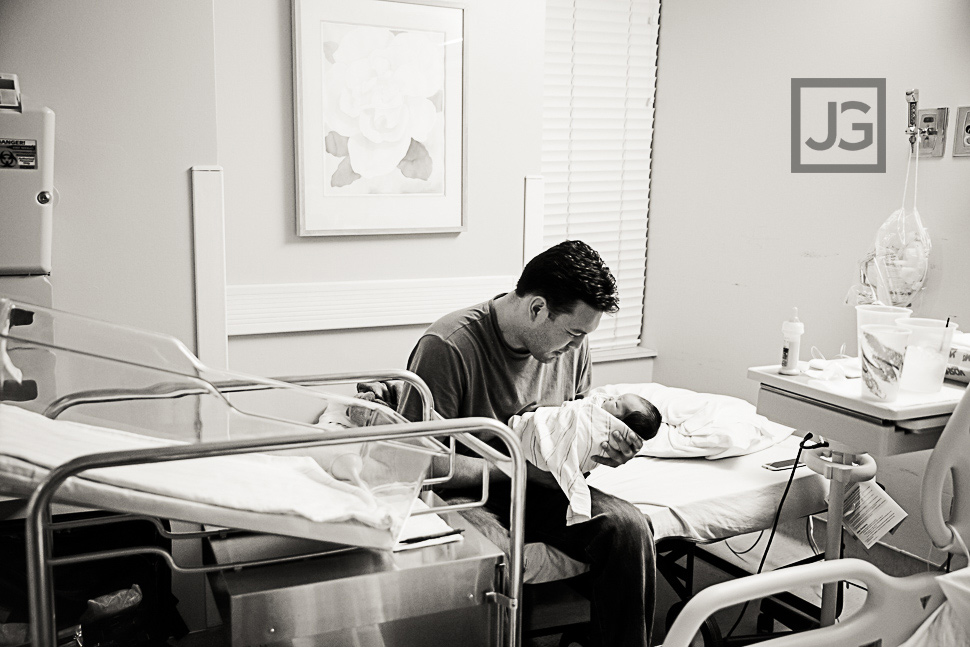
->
xmin=590 ymin=383 xmax=791 ymax=459
xmin=509 ymin=398 xmax=633 ymax=526
xmin=0 ymin=404 xmax=398 ymax=530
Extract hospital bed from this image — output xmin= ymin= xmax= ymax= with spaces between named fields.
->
xmin=365 ymin=380 xmax=832 ymax=645
xmin=0 ymin=298 xmax=529 ymax=647
xmin=663 ymin=378 xmax=970 ymax=647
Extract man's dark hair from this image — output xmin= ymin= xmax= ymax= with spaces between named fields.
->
xmin=516 ymin=240 xmax=619 ymax=316
xmin=621 ymin=399 xmax=662 ymax=442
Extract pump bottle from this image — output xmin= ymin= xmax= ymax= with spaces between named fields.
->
xmin=779 ymin=308 xmax=804 ymax=375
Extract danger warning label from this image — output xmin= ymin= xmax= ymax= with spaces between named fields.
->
xmin=0 ymin=139 xmax=38 ymax=169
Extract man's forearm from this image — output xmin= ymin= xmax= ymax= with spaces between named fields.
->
xmin=431 ymin=451 xmax=558 ymax=489
xmin=431 ymin=452 xmax=507 ymax=490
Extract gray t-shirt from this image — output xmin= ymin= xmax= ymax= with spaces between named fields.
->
xmin=400 ymin=298 xmax=591 ymax=430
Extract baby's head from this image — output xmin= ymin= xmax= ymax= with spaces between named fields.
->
xmin=601 ymin=393 xmax=662 ymax=442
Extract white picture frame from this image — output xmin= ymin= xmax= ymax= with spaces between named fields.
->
xmin=292 ymin=0 xmax=465 ymax=236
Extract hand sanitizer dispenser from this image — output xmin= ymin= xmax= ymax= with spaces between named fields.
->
xmin=0 ymin=73 xmax=54 ymax=306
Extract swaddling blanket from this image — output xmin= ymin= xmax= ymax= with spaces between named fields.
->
xmin=0 ymin=404 xmax=394 ymax=529
xmin=510 ymin=398 xmax=633 ymax=526
xmin=591 ymin=383 xmax=791 ymax=459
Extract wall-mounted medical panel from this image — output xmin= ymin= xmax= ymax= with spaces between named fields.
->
xmin=0 ymin=73 xmax=54 ymax=276
xmin=917 ymin=108 xmax=948 ymax=157
xmin=952 ymin=106 xmax=970 ymax=157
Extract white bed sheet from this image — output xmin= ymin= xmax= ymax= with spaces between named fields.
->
xmin=587 ymin=433 xmax=829 ymax=541
xmin=0 ymin=404 xmax=417 ymax=549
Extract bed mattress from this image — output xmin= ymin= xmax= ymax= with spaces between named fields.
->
xmin=587 ymin=433 xmax=829 ymax=542
xmin=466 ymin=432 xmax=829 ymax=584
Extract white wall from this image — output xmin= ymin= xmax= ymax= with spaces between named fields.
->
xmin=213 ymin=0 xmax=655 ymax=385
xmin=1 ymin=0 xmax=654 ymax=385
xmin=647 ymin=0 xmax=970 ymax=401
xmin=0 ymin=0 xmax=219 ymax=345
xmin=648 ymin=0 xmax=970 ymax=562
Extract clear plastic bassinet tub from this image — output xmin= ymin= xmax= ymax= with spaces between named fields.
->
xmin=0 ymin=297 xmax=442 ymax=549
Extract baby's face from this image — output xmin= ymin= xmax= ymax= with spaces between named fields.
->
xmin=600 ymin=393 xmax=644 ymax=419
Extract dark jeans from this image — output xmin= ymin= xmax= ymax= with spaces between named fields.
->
xmin=488 ymin=480 xmax=656 ymax=647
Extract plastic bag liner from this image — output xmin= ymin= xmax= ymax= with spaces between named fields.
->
xmin=848 ymin=136 xmax=931 ymax=308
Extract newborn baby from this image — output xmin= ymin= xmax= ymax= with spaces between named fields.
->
xmin=509 ymin=393 xmax=661 ymax=525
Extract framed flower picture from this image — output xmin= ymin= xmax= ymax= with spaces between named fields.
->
xmin=292 ymin=0 xmax=465 ymax=236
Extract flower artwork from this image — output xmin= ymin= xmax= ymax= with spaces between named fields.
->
xmin=321 ymin=25 xmax=445 ymax=195
xmin=294 ymin=0 xmax=463 ymax=236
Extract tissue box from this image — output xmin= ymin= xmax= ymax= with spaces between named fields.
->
xmin=945 ymin=332 xmax=970 ymax=384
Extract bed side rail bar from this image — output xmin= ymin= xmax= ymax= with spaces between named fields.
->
xmin=272 ymin=370 xmax=456 ymax=486
xmin=26 ymin=416 xmax=526 ymax=647
xmin=663 ymin=558 xmax=943 ymax=647
xmin=41 ymin=369 xmax=458 ymax=487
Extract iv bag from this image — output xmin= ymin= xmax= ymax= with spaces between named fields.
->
xmin=849 ymin=138 xmax=930 ymax=308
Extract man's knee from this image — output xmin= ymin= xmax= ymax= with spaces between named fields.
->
xmin=590 ymin=497 xmax=654 ymax=556
xmin=610 ymin=502 xmax=653 ymax=539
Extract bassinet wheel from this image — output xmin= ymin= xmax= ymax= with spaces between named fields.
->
xmin=665 ymin=601 xmax=723 ymax=647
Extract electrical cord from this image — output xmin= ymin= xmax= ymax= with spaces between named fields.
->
xmin=723 ymin=433 xmax=828 ymax=639
xmin=806 ymin=515 xmax=820 ymax=556
xmin=725 ymin=531 xmax=765 ymax=557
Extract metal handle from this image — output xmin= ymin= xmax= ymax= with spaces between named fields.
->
xmin=802 ymin=447 xmax=877 ymax=483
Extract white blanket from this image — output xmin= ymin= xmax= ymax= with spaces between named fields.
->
xmin=590 ymin=383 xmax=791 ymax=459
xmin=0 ymin=404 xmax=397 ymax=530
xmin=510 ymin=398 xmax=633 ymax=526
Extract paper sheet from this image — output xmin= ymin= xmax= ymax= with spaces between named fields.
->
xmin=842 ymin=480 xmax=908 ymax=549
xmin=393 ymin=498 xmax=463 ymax=552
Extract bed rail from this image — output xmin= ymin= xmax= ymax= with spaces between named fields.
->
xmin=662 ymin=558 xmax=943 ymax=647
xmin=25 ymin=416 xmax=527 ymax=647
xmin=39 ymin=369 xmax=460 ymax=491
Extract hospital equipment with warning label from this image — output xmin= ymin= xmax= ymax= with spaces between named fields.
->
xmin=0 ymin=72 xmax=55 ymax=306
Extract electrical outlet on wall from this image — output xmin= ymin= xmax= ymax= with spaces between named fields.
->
xmin=953 ymin=106 xmax=970 ymax=157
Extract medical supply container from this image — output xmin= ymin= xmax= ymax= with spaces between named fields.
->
xmin=779 ymin=308 xmax=804 ymax=375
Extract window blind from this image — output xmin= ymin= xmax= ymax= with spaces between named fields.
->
xmin=542 ymin=0 xmax=660 ymax=351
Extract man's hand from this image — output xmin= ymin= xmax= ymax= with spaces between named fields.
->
xmin=591 ymin=427 xmax=643 ymax=468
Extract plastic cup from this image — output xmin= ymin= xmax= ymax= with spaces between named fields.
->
xmin=895 ymin=318 xmax=959 ymax=393
xmin=855 ymin=305 xmax=912 ymax=357
xmin=859 ymin=324 xmax=911 ymax=402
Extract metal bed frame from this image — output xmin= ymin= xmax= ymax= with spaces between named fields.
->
xmin=0 ymin=311 xmax=529 ymax=647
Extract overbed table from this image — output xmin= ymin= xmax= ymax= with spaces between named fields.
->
xmin=747 ymin=364 xmax=966 ymax=625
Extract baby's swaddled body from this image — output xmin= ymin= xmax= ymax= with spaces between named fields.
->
xmin=510 ymin=394 xmax=632 ymax=526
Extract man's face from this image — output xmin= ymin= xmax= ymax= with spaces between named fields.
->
xmin=523 ymin=299 xmax=602 ymax=363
